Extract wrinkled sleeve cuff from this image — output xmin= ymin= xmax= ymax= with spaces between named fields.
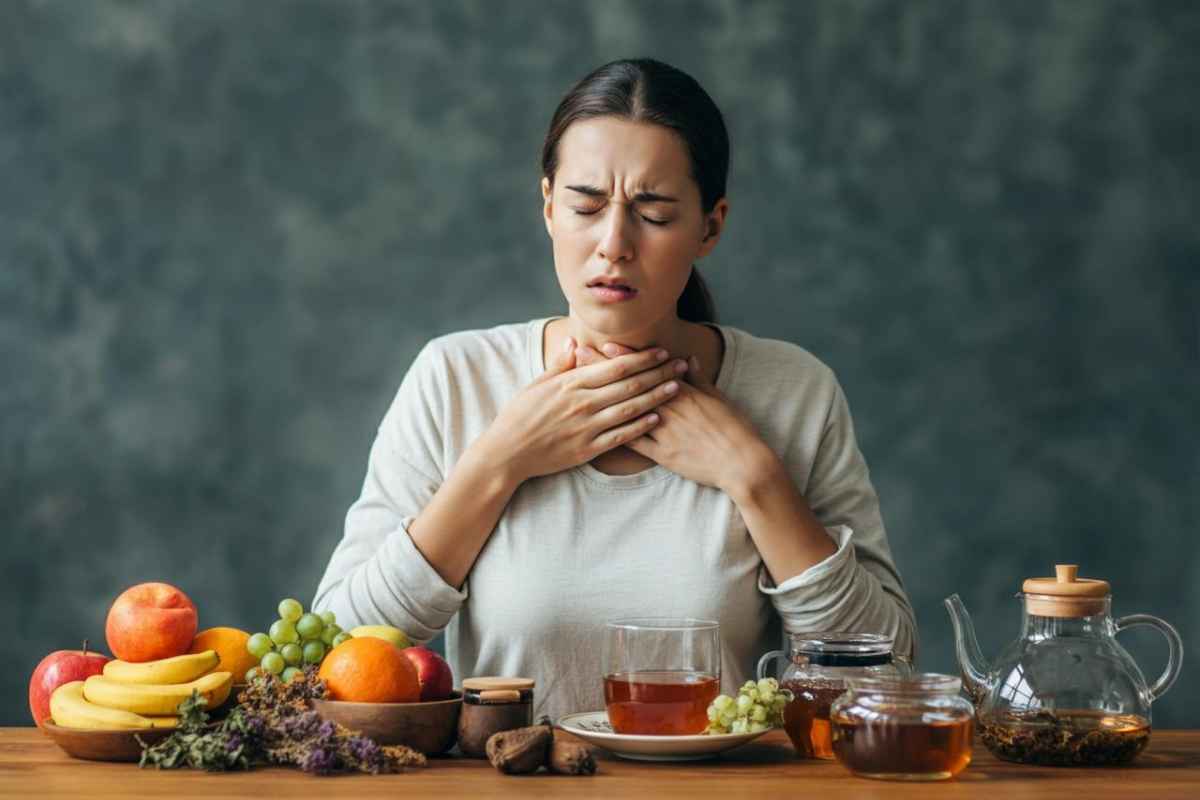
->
xmin=757 ymin=524 xmax=854 ymax=597
xmin=371 ymin=516 xmax=468 ymax=636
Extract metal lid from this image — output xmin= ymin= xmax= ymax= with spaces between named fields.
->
xmin=1022 ymin=565 xmax=1110 ymax=617
xmin=462 ymin=677 xmax=535 ymax=691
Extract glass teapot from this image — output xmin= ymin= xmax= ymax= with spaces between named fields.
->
xmin=757 ymin=632 xmax=909 ymax=759
xmin=945 ymin=564 xmax=1183 ymax=766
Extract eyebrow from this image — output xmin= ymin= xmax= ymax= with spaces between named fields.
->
xmin=564 ymin=184 xmax=678 ymax=203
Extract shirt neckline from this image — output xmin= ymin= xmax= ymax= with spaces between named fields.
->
xmin=524 ymin=316 xmax=740 ymax=490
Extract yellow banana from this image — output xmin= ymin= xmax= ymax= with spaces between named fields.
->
xmin=49 ymin=681 xmax=177 ymax=730
xmin=102 ymin=650 xmax=220 ymax=685
xmin=83 ymin=671 xmax=232 ymax=716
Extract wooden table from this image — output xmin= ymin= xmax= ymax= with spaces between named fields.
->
xmin=1 ymin=728 xmax=1197 ymax=799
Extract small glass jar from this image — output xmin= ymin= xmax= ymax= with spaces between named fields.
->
xmin=456 ymin=677 xmax=534 ymax=758
xmin=830 ymin=673 xmax=974 ymax=781
xmin=757 ymin=632 xmax=908 ymax=759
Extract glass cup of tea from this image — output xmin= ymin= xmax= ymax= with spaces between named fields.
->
xmin=602 ymin=618 xmax=721 ymax=735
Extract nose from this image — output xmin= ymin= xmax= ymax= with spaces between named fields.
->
xmin=597 ymin=206 xmax=634 ymax=264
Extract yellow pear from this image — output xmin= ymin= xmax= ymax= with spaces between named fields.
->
xmin=349 ymin=625 xmax=411 ymax=649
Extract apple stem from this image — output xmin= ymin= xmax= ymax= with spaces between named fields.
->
xmin=82 ymin=639 xmax=89 ymax=658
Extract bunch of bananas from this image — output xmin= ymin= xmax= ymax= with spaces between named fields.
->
xmin=50 ymin=650 xmax=233 ymax=730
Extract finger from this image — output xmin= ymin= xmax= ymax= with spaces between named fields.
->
xmin=571 ymin=347 xmax=671 ymax=389
xmin=600 ymin=342 xmax=638 ymax=358
xmin=575 ymin=344 xmax=604 ymax=367
xmin=684 ymin=354 xmax=713 ymax=390
xmin=584 ymin=358 xmax=689 ymax=411
xmin=623 ymin=434 xmax=657 ymax=458
xmin=535 ymin=336 xmax=576 ymax=382
xmin=588 ymin=374 xmax=681 ymax=431
xmin=589 ymin=412 xmax=661 ymax=455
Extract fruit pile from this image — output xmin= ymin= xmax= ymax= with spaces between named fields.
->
xmin=30 ymin=581 xmax=455 ymax=738
xmin=30 ymin=582 xmax=238 ymax=731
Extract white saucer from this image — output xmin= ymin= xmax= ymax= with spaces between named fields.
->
xmin=557 ymin=711 xmax=771 ymax=761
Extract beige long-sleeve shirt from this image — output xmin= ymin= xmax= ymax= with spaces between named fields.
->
xmin=313 ymin=317 xmax=916 ymax=722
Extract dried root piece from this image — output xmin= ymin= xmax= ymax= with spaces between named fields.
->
xmin=547 ymin=738 xmax=596 ymax=775
xmin=486 ymin=724 xmax=553 ymax=774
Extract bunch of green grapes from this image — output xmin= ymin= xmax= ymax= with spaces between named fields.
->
xmin=706 ymin=678 xmax=792 ymax=734
xmin=244 ymin=598 xmax=352 ymax=683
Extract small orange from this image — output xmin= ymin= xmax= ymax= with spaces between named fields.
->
xmin=190 ymin=627 xmax=258 ymax=680
xmin=318 ymin=636 xmax=420 ymax=702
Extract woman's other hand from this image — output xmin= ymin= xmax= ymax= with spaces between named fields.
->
xmin=475 ymin=337 xmax=689 ymax=484
xmin=578 ymin=344 xmax=778 ymax=497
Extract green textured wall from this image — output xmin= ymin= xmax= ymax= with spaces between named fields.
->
xmin=3 ymin=1 xmax=1197 ymax=727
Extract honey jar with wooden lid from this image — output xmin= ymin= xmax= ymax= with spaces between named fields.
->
xmin=456 ymin=677 xmax=535 ymax=758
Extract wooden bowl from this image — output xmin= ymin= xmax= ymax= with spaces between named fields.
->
xmin=312 ymin=691 xmax=462 ymax=754
xmin=42 ymin=721 xmax=179 ymax=762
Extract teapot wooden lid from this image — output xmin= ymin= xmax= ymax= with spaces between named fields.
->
xmin=1022 ymin=565 xmax=1110 ymax=617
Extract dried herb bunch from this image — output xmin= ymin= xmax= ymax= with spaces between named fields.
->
xmin=140 ymin=668 xmax=426 ymax=775
xmin=979 ymin=710 xmax=1151 ymax=766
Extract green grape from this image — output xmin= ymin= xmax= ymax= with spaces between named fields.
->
xmin=261 ymin=652 xmax=285 ymax=675
xmin=245 ymin=666 xmax=261 ymax=683
xmin=247 ymin=632 xmax=273 ymax=659
xmin=279 ymin=642 xmax=303 ymax=666
xmin=757 ymin=678 xmax=778 ymax=694
xmin=269 ymin=619 xmax=299 ymax=646
xmin=331 ymin=632 xmax=352 ymax=648
xmin=278 ymin=598 xmax=304 ymax=622
xmin=749 ymin=721 xmax=768 ymax=733
xmin=296 ymin=612 xmax=324 ymax=639
xmin=281 ymin=666 xmax=302 ymax=683
xmin=319 ymin=610 xmax=336 ymax=625
xmin=320 ymin=624 xmax=343 ymax=645
xmin=713 ymin=694 xmax=734 ymax=712
xmin=751 ymin=704 xmax=768 ymax=722
xmin=302 ymin=640 xmax=326 ymax=664
xmin=735 ymin=694 xmax=753 ymax=714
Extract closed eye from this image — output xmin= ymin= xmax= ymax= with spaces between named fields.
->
xmin=571 ymin=207 xmax=670 ymax=226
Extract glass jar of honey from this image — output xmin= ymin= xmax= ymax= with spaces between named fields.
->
xmin=830 ymin=673 xmax=974 ymax=781
xmin=757 ymin=632 xmax=907 ymax=759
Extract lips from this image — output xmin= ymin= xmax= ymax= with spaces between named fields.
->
xmin=587 ymin=278 xmax=636 ymax=292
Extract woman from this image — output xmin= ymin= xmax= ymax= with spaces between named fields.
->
xmin=314 ymin=59 xmax=916 ymax=722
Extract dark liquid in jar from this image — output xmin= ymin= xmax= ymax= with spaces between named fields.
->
xmin=604 ymin=670 xmax=719 ymax=735
xmin=781 ymin=681 xmax=844 ymax=759
xmin=979 ymin=710 xmax=1150 ymax=766
xmin=831 ymin=713 xmax=973 ymax=780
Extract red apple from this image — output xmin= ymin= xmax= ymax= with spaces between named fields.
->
xmin=29 ymin=641 xmax=110 ymax=727
xmin=401 ymin=646 xmax=453 ymax=701
xmin=105 ymin=582 xmax=198 ymax=662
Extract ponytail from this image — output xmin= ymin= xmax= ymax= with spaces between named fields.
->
xmin=677 ymin=266 xmax=716 ymax=323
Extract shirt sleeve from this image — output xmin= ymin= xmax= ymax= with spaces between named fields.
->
xmin=311 ymin=342 xmax=467 ymax=643
xmin=758 ymin=379 xmax=919 ymax=661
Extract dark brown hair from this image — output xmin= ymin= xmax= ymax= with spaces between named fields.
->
xmin=541 ymin=59 xmax=728 ymax=324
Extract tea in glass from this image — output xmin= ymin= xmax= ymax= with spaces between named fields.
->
xmin=603 ymin=670 xmax=719 ymax=735
xmin=602 ymin=618 xmax=721 ymax=735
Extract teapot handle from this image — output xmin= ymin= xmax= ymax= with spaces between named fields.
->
xmin=756 ymin=650 xmax=785 ymax=681
xmin=1114 ymin=614 xmax=1184 ymax=701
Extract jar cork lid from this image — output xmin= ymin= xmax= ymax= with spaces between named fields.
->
xmin=1022 ymin=565 xmax=1110 ymax=617
xmin=462 ymin=677 xmax=534 ymax=691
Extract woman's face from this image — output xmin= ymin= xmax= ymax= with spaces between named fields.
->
xmin=542 ymin=117 xmax=727 ymax=340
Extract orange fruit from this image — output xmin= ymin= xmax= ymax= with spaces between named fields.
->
xmin=190 ymin=627 xmax=258 ymax=680
xmin=318 ymin=637 xmax=420 ymax=702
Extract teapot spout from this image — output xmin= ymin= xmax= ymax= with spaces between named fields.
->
xmin=944 ymin=593 xmax=992 ymax=706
